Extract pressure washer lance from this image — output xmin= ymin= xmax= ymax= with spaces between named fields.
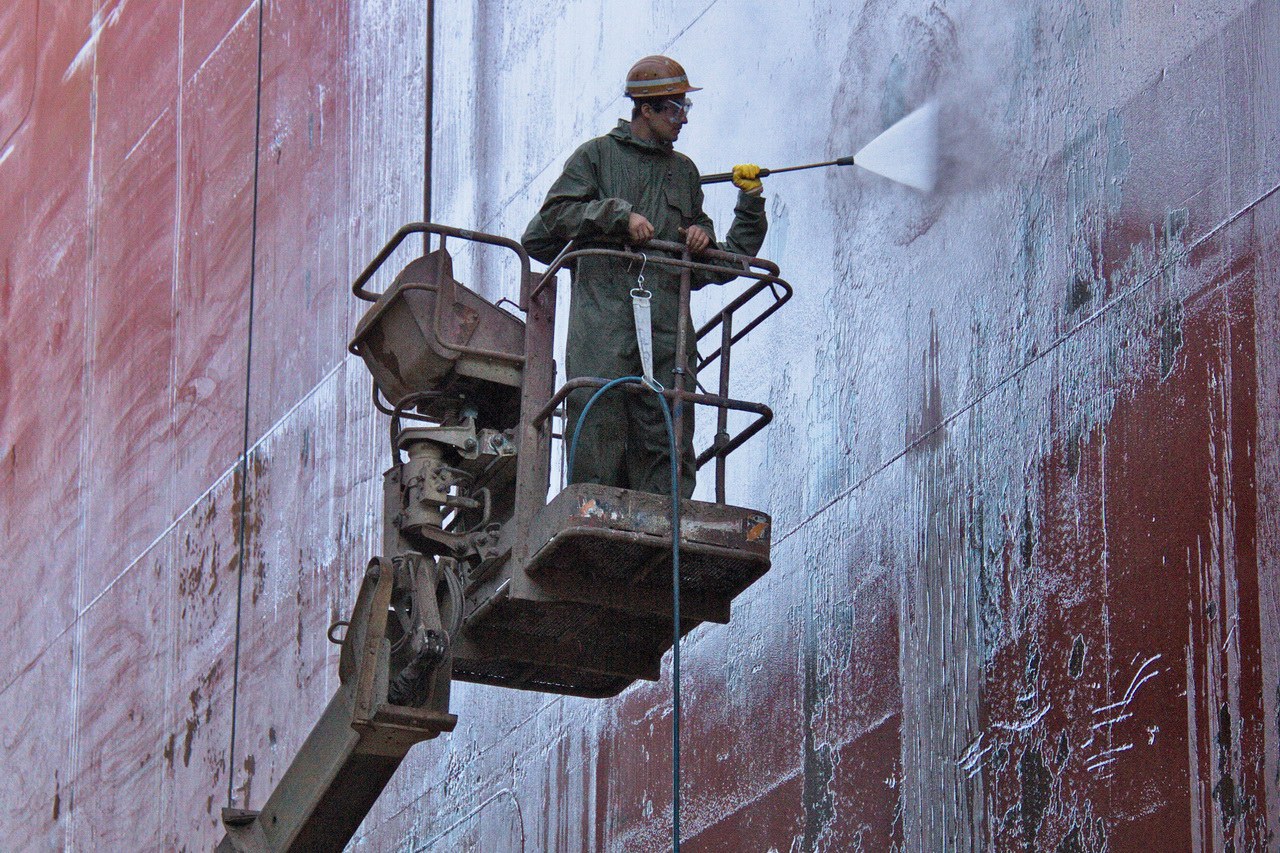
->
xmin=701 ymin=102 xmax=939 ymax=193
xmin=700 ymin=156 xmax=856 ymax=185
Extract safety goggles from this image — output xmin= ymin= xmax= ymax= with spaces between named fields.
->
xmin=664 ymin=98 xmax=693 ymax=115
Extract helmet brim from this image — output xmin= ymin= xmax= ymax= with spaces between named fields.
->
xmin=626 ymin=82 xmax=703 ymax=98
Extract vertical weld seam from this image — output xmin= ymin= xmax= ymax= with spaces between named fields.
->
xmin=423 ymin=0 xmax=433 ymax=229
xmin=171 ymin=1 xmax=185 ymax=497
xmin=167 ymin=2 xmax=186 ymax=838
xmin=68 ymin=35 xmax=102 ymax=850
xmin=228 ymin=0 xmax=267 ymax=810
xmin=165 ymin=4 xmax=186 ymax=835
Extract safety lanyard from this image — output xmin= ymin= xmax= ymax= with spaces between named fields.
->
xmin=631 ymin=254 xmax=662 ymax=391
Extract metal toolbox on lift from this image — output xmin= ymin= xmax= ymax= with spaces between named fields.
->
xmin=349 ymin=244 xmax=525 ymax=428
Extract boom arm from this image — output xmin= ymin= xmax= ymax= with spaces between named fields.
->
xmin=217 ymin=558 xmax=457 ymax=852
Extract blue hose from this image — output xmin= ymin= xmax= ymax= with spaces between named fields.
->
xmin=567 ymin=377 xmax=683 ymax=853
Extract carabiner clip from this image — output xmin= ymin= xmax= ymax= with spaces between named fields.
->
xmin=631 ymin=252 xmax=650 ymax=298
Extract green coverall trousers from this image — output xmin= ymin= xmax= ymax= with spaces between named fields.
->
xmin=565 ymin=320 xmax=696 ymax=499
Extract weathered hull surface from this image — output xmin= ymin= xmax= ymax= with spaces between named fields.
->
xmin=1 ymin=1 xmax=1276 ymax=850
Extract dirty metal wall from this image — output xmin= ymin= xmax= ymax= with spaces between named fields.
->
xmin=1 ymin=0 xmax=1277 ymax=850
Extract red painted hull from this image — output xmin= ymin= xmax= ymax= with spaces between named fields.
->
xmin=1 ymin=1 xmax=1276 ymax=849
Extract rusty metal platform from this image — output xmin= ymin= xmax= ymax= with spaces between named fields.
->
xmin=524 ymin=484 xmax=771 ymax=601
xmin=452 ymin=484 xmax=772 ymax=697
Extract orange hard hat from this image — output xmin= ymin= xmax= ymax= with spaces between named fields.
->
xmin=624 ymin=55 xmax=702 ymax=99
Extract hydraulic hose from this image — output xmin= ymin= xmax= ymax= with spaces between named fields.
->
xmin=567 ymin=377 xmax=684 ymax=852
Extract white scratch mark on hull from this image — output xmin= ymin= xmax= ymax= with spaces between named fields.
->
xmin=1093 ymin=653 xmax=1162 ymax=715
xmin=990 ymin=703 xmax=1050 ymax=732
xmin=64 ymin=1 xmax=129 ymax=83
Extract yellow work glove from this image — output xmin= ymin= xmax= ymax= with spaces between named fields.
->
xmin=732 ymin=163 xmax=763 ymax=195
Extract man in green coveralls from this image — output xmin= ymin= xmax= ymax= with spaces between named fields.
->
xmin=522 ymin=55 xmax=768 ymax=498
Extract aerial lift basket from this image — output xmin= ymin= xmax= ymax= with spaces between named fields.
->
xmin=219 ymin=223 xmax=791 ymax=851
xmin=346 ymin=224 xmax=791 ymax=698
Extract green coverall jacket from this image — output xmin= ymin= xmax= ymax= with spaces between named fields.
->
xmin=522 ymin=120 xmax=767 ymax=496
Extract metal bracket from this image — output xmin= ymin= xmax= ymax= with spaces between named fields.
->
xmin=398 ymin=416 xmax=479 ymax=456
